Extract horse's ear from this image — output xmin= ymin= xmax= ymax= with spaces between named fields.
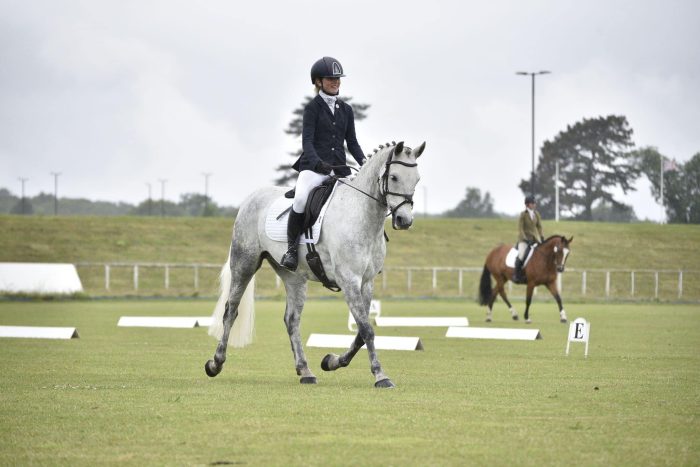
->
xmin=567 ymin=236 xmax=574 ymax=244
xmin=414 ymin=141 xmax=426 ymax=158
xmin=394 ymin=141 xmax=404 ymax=156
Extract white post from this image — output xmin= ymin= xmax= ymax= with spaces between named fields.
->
xmin=432 ymin=268 xmax=437 ymax=291
xmin=193 ymin=265 xmax=199 ymax=290
xmin=458 ymin=269 xmax=463 ymax=296
xmin=382 ymin=270 xmax=387 ymax=290
xmin=105 ymin=264 xmax=110 ymax=291
xmin=133 ymin=265 xmax=139 ymax=291
xmin=275 ymin=274 xmax=281 ymax=289
xmin=164 ymin=265 xmax=170 ymax=289
xmin=407 ymin=269 xmax=412 ymax=293
xmin=555 ymin=159 xmax=560 ymax=222
xmin=557 ymin=272 xmax=562 ymax=293
xmin=630 ymin=271 xmax=635 ymax=297
xmin=605 ymin=271 xmax=610 ymax=298
xmin=581 ymin=270 xmax=587 ymax=296
xmin=678 ymin=271 xmax=683 ymax=299
xmin=660 ymin=154 xmax=664 ymax=223
xmin=654 ymin=271 xmax=659 ymax=299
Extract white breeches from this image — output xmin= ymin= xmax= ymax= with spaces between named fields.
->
xmin=292 ymin=170 xmax=333 ymax=213
xmin=517 ymin=241 xmax=530 ymax=261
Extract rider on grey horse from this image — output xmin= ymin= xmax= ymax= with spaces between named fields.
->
xmin=280 ymin=56 xmax=366 ymax=271
xmin=513 ymin=194 xmax=544 ymax=283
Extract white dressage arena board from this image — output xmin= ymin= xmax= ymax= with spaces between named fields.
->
xmin=0 ymin=263 xmax=83 ymax=294
xmin=117 ymin=317 xmax=201 ymax=328
xmin=375 ymin=316 xmax=469 ymax=327
xmin=446 ymin=326 xmax=542 ymax=341
xmin=307 ymin=333 xmax=424 ymax=351
xmin=0 ymin=326 xmax=79 ymax=339
xmin=347 ymin=300 xmax=382 ymax=331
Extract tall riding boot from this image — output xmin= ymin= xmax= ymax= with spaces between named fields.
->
xmin=513 ymin=258 xmax=525 ymax=284
xmin=280 ymin=210 xmax=305 ymax=271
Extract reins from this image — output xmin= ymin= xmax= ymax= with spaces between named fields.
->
xmin=329 ymin=146 xmax=417 ymax=217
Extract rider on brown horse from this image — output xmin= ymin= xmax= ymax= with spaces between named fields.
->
xmin=514 ymin=195 xmax=544 ymax=283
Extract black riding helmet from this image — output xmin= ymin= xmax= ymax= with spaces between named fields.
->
xmin=525 ymin=195 xmax=536 ymax=205
xmin=310 ymin=57 xmax=345 ymax=84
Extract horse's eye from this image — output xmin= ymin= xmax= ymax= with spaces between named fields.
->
xmin=390 ymin=175 xmax=398 ymax=182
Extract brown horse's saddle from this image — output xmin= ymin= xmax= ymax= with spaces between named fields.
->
xmin=505 ymin=244 xmax=537 ymax=268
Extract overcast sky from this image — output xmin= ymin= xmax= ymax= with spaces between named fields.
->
xmin=2 ymin=0 xmax=698 ymax=220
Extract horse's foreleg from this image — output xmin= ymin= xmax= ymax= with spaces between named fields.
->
xmin=546 ymin=281 xmax=567 ymax=323
xmin=322 ymin=281 xmax=371 ymax=371
xmin=497 ymin=279 xmax=519 ymax=321
xmin=282 ymin=278 xmax=317 ymax=384
xmin=523 ymin=283 xmax=535 ymax=324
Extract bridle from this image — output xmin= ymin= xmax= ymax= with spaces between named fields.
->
xmin=331 ymin=146 xmax=417 ymax=217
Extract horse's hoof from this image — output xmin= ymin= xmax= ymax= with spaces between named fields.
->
xmin=560 ymin=318 xmax=568 ymax=323
xmin=512 ymin=315 xmax=519 ymax=321
xmin=374 ymin=378 xmax=396 ymax=389
xmin=485 ymin=317 xmax=492 ymax=323
xmin=300 ymin=376 xmax=317 ymax=384
xmin=321 ymin=354 xmax=335 ymax=372
xmin=205 ymin=360 xmax=221 ymax=378
xmin=525 ymin=319 xmax=532 ymax=324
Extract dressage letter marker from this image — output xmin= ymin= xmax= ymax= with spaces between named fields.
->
xmin=566 ymin=317 xmax=590 ymax=357
xmin=375 ymin=316 xmax=469 ymax=327
xmin=117 ymin=317 xmax=200 ymax=328
xmin=0 ymin=326 xmax=79 ymax=340
xmin=446 ymin=326 xmax=542 ymax=341
xmin=307 ymin=333 xmax=424 ymax=351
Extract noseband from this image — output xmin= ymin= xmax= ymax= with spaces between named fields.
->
xmin=379 ymin=148 xmax=418 ymax=215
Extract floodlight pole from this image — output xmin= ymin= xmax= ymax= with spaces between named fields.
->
xmin=202 ymin=172 xmax=211 ymax=215
xmin=516 ymin=70 xmax=551 ymax=197
xmin=158 ymin=179 xmax=167 ymax=217
xmin=18 ymin=177 xmax=28 ymax=215
xmin=146 ymin=182 xmax=152 ymax=216
xmin=50 ymin=172 xmax=61 ymax=215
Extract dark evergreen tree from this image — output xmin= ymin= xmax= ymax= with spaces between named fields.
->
xmin=274 ymin=96 xmax=370 ymax=186
xmin=444 ymin=187 xmax=497 ymax=218
xmin=520 ymin=115 xmax=639 ymax=220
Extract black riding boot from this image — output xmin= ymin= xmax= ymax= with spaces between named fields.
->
xmin=513 ymin=258 xmax=526 ymax=284
xmin=280 ymin=210 xmax=305 ymax=271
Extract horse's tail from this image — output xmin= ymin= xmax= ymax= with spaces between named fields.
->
xmin=478 ymin=265 xmax=492 ymax=306
xmin=208 ymin=252 xmax=255 ymax=348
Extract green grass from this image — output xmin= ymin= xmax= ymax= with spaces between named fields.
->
xmin=1 ymin=299 xmax=698 ymax=465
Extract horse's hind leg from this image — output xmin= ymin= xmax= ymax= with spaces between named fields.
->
xmin=497 ymin=277 xmax=519 ymax=320
xmin=205 ymin=248 xmax=259 ymax=378
xmin=280 ymin=273 xmax=317 ymax=384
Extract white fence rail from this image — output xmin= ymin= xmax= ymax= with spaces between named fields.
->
xmin=75 ymin=262 xmax=698 ymax=301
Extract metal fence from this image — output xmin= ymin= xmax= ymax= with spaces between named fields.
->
xmin=75 ymin=262 xmax=700 ymax=302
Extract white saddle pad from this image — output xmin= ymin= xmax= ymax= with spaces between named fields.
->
xmin=264 ymin=183 xmax=338 ymax=244
xmin=505 ymin=245 xmax=536 ymax=268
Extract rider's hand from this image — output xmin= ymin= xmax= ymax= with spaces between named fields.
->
xmin=315 ymin=160 xmax=332 ymax=175
xmin=540 ymin=236 xmax=545 ymax=243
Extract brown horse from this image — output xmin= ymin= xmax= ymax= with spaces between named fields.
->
xmin=479 ymin=235 xmax=573 ymax=323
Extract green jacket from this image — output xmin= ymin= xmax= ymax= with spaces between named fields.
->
xmin=518 ymin=209 xmax=543 ymax=243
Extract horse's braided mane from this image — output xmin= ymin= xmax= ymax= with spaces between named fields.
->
xmin=366 ymin=141 xmax=399 ymax=160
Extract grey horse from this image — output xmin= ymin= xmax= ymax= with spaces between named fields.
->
xmin=205 ymin=141 xmax=426 ymax=388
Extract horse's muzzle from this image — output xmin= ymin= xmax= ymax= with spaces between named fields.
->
xmin=557 ymin=265 xmax=566 ymax=273
xmin=393 ymin=214 xmax=413 ymax=230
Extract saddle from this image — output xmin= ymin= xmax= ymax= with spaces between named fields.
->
xmin=302 ymin=179 xmax=340 ymax=292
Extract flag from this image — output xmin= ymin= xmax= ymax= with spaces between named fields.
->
xmin=662 ymin=158 xmax=679 ymax=172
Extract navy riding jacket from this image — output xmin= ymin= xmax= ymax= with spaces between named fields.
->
xmin=292 ymin=95 xmax=365 ymax=177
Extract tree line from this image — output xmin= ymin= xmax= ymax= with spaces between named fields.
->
xmin=0 ymin=189 xmax=238 ymax=217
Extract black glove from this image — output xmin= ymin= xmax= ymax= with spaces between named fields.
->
xmin=315 ymin=160 xmax=332 ymax=175
xmin=359 ymin=157 xmax=367 ymax=167
xmin=540 ymin=236 xmax=545 ymax=243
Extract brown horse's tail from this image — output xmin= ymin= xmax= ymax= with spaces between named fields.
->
xmin=478 ymin=265 xmax=492 ymax=306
